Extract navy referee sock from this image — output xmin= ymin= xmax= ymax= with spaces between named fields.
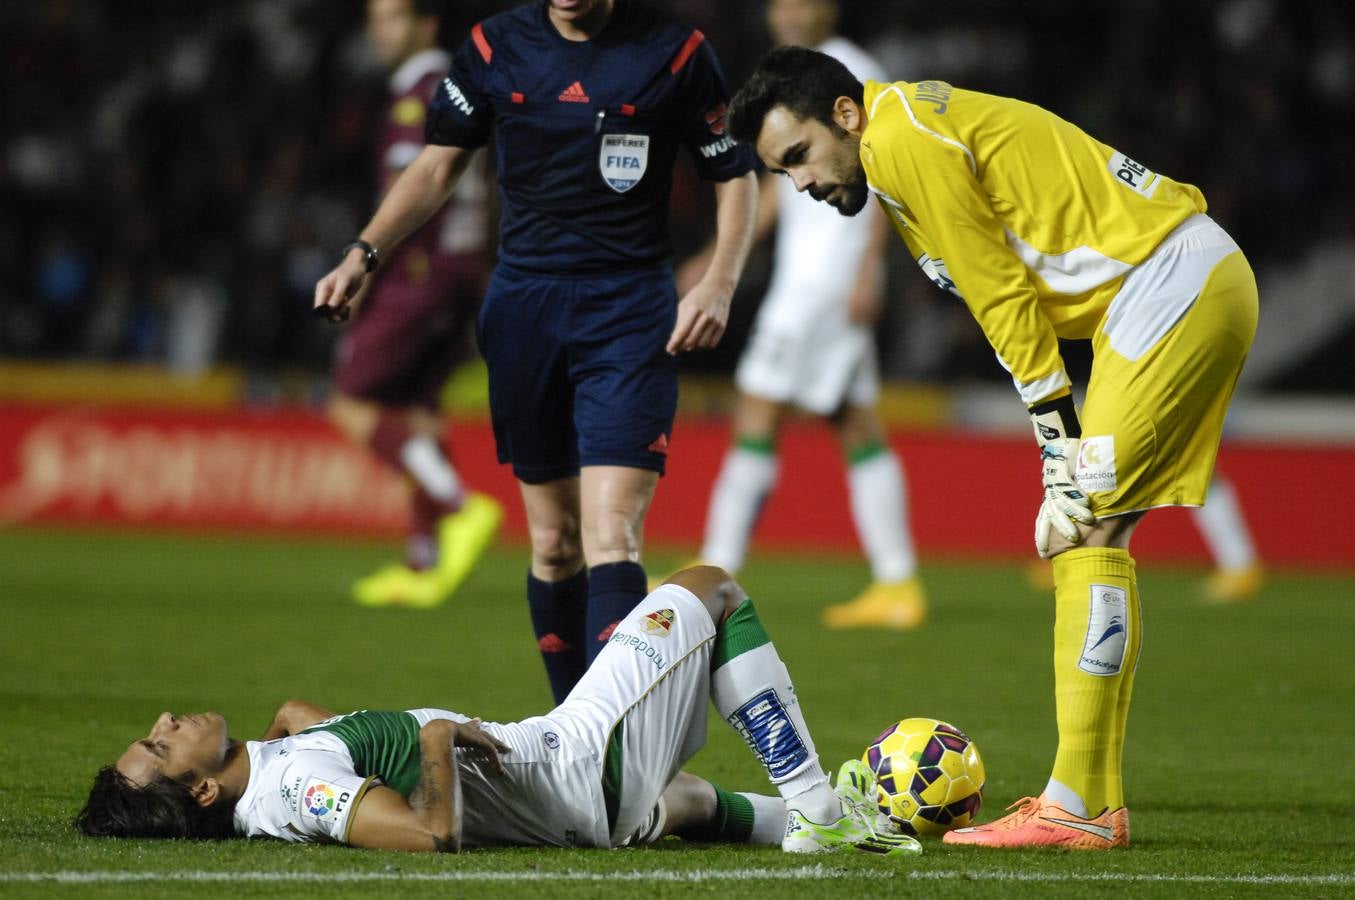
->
xmin=585 ymin=561 xmax=648 ymax=666
xmin=527 ymin=569 xmax=588 ymax=705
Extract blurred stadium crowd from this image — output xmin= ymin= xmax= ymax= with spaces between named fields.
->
xmin=2 ymin=0 xmax=1351 ymax=389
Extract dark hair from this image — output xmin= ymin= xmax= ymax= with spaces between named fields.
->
xmin=728 ymin=46 xmax=864 ymax=146
xmin=75 ymin=766 xmax=238 ymax=840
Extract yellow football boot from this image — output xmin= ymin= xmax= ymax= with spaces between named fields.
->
xmin=822 ymin=578 xmax=927 ymax=631
xmin=1203 ymin=564 xmax=1264 ymax=603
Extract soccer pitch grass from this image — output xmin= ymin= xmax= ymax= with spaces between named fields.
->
xmin=2 ymin=526 xmax=1353 ymax=898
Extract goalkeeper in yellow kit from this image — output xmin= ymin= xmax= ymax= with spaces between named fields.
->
xmin=728 ymin=48 xmax=1258 ymax=849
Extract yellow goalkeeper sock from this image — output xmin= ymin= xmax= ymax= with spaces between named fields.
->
xmin=1047 ymin=546 xmax=1138 ymax=815
xmin=1109 ymin=556 xmax=1143 ymax=792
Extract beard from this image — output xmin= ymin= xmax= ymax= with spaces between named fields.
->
xmin=824 ymin=179 xmax=869 ymax=216
xmin=808 ymin=136 xmax=869 ymax=216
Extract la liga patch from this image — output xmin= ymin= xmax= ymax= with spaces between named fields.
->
xmin=302 ymin=779 xmax=338 ymax=818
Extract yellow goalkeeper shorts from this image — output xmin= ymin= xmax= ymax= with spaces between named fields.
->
xmin=1076 ymin=216 xmax=1258 ymax=517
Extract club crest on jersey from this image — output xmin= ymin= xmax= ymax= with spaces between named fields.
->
xmin=600 ymin=134 xmax=649 ymax=193
xmin=641 ymin=607 xmax=676 ymax=637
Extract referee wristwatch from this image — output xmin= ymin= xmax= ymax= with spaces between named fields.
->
xmin=341 ymin=239 xmax=380 ymax=273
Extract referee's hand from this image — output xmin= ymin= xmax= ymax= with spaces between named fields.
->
xmin=313 ymin=254 xmax=369 ymax=324
xmin=667 ymin=280 xmax=731 ymax=354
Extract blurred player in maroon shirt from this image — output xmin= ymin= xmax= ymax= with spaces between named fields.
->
xmin=330 ymin=0 xmax=502 ymax=608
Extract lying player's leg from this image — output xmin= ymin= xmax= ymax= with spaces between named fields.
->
xmin=651 ymin=772 xmax=788 ymax=845
xmin=568 ymin=565 xmax=918 ymax=856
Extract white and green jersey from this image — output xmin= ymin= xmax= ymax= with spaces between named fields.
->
xmin=231 ymin=708 xmax=611 ymax=848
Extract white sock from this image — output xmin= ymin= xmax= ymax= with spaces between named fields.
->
xmin=700 ymin=446 xmax=778 ymax=573
xmin=711 ymin=638 xmax=838 ymax=824
xmin=1192 ymin=475 xmax=1258 ymax=571
xmin=736 ymin=792 xmax=789 ymax=844
xmin=400 ymin=435 xmax=465 ymax=506
xmin=847 ymin=448 xmax=917 ymax=583
xmin=1043 ymin=776 xmax=1090 ymax=818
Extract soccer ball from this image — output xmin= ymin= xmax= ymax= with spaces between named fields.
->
xmin=862 ymin=717 xmax=985 ymax=836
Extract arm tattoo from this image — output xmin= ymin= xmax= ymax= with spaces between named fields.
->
xmin=409 ymin=755 xmax=443 ymax=811
xmin=412 ymin=726 xmax=461 ymax=852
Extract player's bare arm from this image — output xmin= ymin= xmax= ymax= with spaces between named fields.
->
xmin=345 ymin=717 xmax=509 ymax=853
xmin=667 ymin=171 xmax=758 ymax=355
xmin=260 ymin=700 xmax=334 ymax=741
xmin=314 ymin=143 xmax=479 ymax=322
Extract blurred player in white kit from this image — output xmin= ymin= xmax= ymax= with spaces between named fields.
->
xmin=690 ymin=0 xmax=925 ymax=630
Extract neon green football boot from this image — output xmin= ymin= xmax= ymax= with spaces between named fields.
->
xmin=352 ymin=564 xmax=429 ymax=607
xmin=412 ymin=492 xmax=503 ymax=607
xmin=781 ymin=761 xmax=921 ymax=857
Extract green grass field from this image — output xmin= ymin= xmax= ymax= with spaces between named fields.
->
xmin=2 ymin=526 xmax=1353 ymax=898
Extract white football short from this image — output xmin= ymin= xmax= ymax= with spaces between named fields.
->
xmin=736 ymin=285 xmax=879 ymax=416
xmin=549 ymin=583 xmax=717 ymax=847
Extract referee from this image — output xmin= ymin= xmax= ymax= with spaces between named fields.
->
xmin=315 ymin=0 xmax=758 ymax=704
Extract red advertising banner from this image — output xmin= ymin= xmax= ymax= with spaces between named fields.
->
xmin=2 ymin=404 xmax=1352 ymax=567
xmin=0 ymin=405 xmax=413 ymax=534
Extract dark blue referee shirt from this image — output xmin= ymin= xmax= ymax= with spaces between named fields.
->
xmin=426 ymin=0 xmax=755 ymax=276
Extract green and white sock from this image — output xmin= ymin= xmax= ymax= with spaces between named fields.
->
xmin=701 ymin=439 xmax=778 ymax=573
xmin=684 ymin=787 xmax=785 ymax=845
xmin=847 ymin=444 xmax=916 ymax=583
xmin=710 ymin=598 xmax=838 ymax=823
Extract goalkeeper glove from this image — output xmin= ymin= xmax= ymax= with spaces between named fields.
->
xmin=1030 ymin=394 xmax=1095 ymax=558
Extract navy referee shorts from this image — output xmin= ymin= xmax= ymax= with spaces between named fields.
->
xmin=476 ymin=262 xmax=678 ymax=484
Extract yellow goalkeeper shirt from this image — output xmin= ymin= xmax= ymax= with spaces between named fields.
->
xmin=860 ymin=79 xmax=1208 ymax=405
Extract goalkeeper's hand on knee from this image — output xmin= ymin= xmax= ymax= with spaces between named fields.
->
xmin=1029 ymin=394 xmax=1096 ymax=558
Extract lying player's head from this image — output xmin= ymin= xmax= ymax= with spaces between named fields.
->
xmin=367 ymin=0 xmax=443 ymax=70
xmin=75 ymin=712 xmax=239 ymax=840
xmin=728 ymin=46 xmax=869 ymax=216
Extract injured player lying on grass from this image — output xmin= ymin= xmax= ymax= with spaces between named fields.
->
xmin=76 ymin=567 xmax=919 ymax=857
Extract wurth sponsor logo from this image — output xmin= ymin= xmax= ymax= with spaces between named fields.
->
xmin=558 ymin=81 xmax=590 ymax=103
xmin=440 ymin=78 xmax=475 ymax=116
xmin=698 ymin=137 xmax=733 ymax=158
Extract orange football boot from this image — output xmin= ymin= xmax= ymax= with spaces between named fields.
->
xmin=942 ymin=795 xmax=1129 ymax=849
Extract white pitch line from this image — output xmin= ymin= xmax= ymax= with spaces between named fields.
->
xmin=1 ymin=868 xmax=1353 ymax=886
